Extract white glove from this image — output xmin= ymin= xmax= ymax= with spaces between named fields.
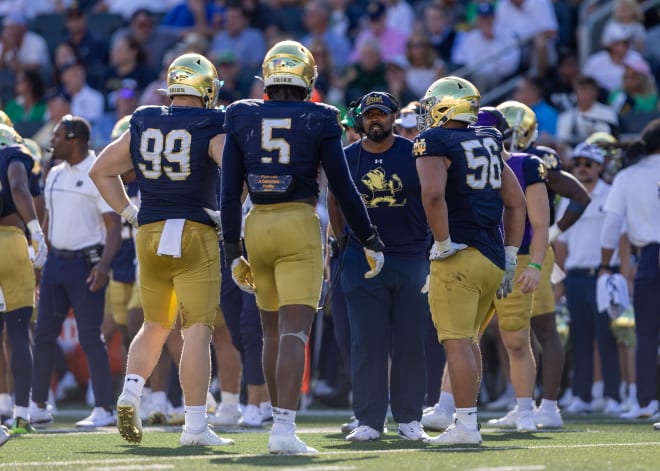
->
xmin=231 ymin=256 xmax=256 ymax=294
xmin=363 ymin=248 xmax=384 ymax=279
xmin=421 ymin=274 xmax=430 ymax=294
xmin=548 ymin=223 xmax=562 ymax=244
xmin=27 ymin=219 xmax=47 ymax=269
xmin=203 ymin=208 xmax=222 ymax=236
xmin=497 ymin=245 xmax=519 ymax=299
xmin=120 ymin=203 xmax=139 ymax=229
xmin=429 ymin=237 xmax=467 ymax=261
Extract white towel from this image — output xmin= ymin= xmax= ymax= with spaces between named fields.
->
xmin=0 ymin=285 xmax=6 ymax=312
xmin=157 ymin=219 xmax=186 ymax=258
xmin=551 ymin=263 xmax=566 ymax=285
xmin=596 ymin=273 xmax=630 ymax=319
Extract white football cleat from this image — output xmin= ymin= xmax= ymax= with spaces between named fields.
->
xmin=180 ymin=425 xmax=235 ymax=446
xmin=424 ymin=421 xmax=482 ymax=445
xmin=76 ymin=407 xmax=116 ymax=428
xmin=341 ymin=416 xmax=358 ymax=433
xmin=534 ymin=407 xmax=563 ymax=428
xmin=487 ymin=408 xmax=518 ymax=427
xmin=398 ymin=420 xmax=429 ymax=440
xmin=0 ymin=425 xmax=10 ymax=447
xmin=268 ymin=433 xmax=317 ymax=454
xmin=421 ymin=407 xmax=454 ymax=431
xmin=28 ymin=403 xmax=53 ymax=429
xmin=117 ymin=393 xmax=142 ymax=443
xmin=239 ymin=404 xmax=263 ymax=427
xmin=515 ymin=410 xmax=537 ymax=432
xmin=345 ymin=425 xmax=380 ymax=442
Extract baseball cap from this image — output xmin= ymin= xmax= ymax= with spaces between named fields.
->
xmin=623 ymin=55 xmax=650 ymax=75
xmin=601 ymin=23 xmax=632 ymax=47
xmin=360 ymin=92 xmax=397 ymax=114
xmin=3 ymin=12 xmax=27 ymax=27
xmin=367 ymin=1 xmax=386 ymax=20
xmin=476 ymin=2 xmax=495 ymax=16
xmin=395 ymin=112 xmax=417 ymax=129
xmin=570 ymin=142 xmax=605 ymax=164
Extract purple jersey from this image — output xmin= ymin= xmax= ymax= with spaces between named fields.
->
xmin=506 ymin=152 xmax=548 ymax=254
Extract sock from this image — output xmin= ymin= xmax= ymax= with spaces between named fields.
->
xmin=0 ymin=393 xmax=12 ymax=411
xmin=271 ymin=406 xmax=296 ymax=435
xmin=221 ymin=391 xmax=240 ymax=405
xmin=14 ymin=406 xmax=29 ymax=420
xmin=619 ymin=382 xmax=628 ymax=401
xmin=123 ymin=374 xmax=145 ymax=399
xmin=437 ymin=392 xmax=455 ymax=412
xmin=540 ymin=399 xmax=557 ymax=411
xmin=455 ymin=407 xmax=478 ymax=429
xmin=629 ymin=384 xmax=637 ymax=401
xmin=184 ymin=404 xmax=207 ymax=434
xmin=516 ymin=397 xmax=534 ymax=412
xmin=591 ymin=381 xmax=604 ymax=399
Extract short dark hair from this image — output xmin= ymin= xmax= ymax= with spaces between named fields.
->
xmin=574 ymin=75 xmax=599 ymax=89
xmin=60 ymin=114 xmax=91 ymax=143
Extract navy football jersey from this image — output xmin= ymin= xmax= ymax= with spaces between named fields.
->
xmin=528 ymin=145 xmax=562 ymax=224
xmin=413 ymin=126 xmax=505 ymax=269
xmin=0 ymin=145 xmax=34 ymax=218
xmin=507 ymin=152 xmax=548 ymax=254
xmin=344 ymin=136 xmax=428 ymax=258
xmin=222 ymin=99 xmax=373 ymax=243
xmin=129 ymin=105 xmax=223 ymax=226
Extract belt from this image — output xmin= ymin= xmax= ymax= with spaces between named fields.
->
xmin=51 ymin=245 xmax=103 ymax=260
xmin=568 ymin=266 xmax=620 ymax=277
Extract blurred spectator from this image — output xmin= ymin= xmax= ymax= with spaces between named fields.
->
xmin=394 ymin=100 xmax=420 ymax=141
xmin=104 ymin=35 xmax=156 ymax=109
xmin=420 ymin=3 xmax=458 ymax=68
xmin=556 ymin=76 xmax=619 ymax=160
xmin=52 ymin=41 xmax=82 ymax=87
xmin=307 ymin=38 xmax=339 ymax=104
xmin=609 ymin=56 xmax=658 ymax=114
xmin=93 ymin=80 xmax=140 ymax=147
xmin=383 ymin=0 xmax=415 ymax=38
xmin=24 ymin=0 xmax=70 ymax=18
xmin=210 ymin=3 xmax=266 ymax=75
xmin=452 ymin=2 xmax=521 ymax=92
xmin=0 ymin=0 xmax=26 ymax=17
xmin=32 ymin=88 xmax=72 ymax=160
xmin=493 ymin=0 xmax=558 ymax=76
xmin=112 ymin=9 xmax=179 ymax=74
xmin=138 ymin=50 xmax=174 ymax=107
xmin=340 ymin=37 xmax=387 ymax=104
xmin=60 ymin=58 xmax=105 ymax=124
xmin=583 ymin=23 xmax=645 ymax=94
xmin=544 ymin=49 xmax=580 ymax=114
xmin=513 ymin=76 xmax=558 ymax=146
xmin=328 ymin=0 xmax=363 ymax=43
xmin=384 ymin=55 xmax=417 ymax=106
xmin=0 ymin=12 xmax=50 ymax=74
xmin=94 ymin=0 xmax=180 ymax=21
xmin=212 ymin=50 xmax=251 ymax=102
xmin=349 ymin=1 xmax=407 ymax=64
xmin=301 ymin=0 xmax=351 ymax=73
xmin=4 ymin=69 xmax=47 ymax=123
xmin=161 ymin=0 xmax=226 ymax=37
xmin=239 ymin=0 xmax=280 ymax=44
xmin=404 ymin=31 xmax=444 ymax=99
xmin=603 ymin=0 xmax=646 ymax=53
xmin=63 ymin=4 xmax=110 ymax=90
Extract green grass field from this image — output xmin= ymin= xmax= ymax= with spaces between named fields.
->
xmin=2 ymin=409 xmax=659 ymax=470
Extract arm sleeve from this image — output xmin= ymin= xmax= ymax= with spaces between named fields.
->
xmin=320 ymin=137 xmax=373 ymax=243
xmin=220 ymin=133 xmax=245 ymax=243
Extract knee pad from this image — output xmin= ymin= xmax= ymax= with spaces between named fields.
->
xmin=280 ymin=330 xmax=309 ymax=345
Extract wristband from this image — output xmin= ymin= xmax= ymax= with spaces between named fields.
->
xmin=528 ymin=262 xmax=542 ymax=270
xmin=26 ymin=219 xmax=43 ymax=236
xmin=434 ymin=237 xmax=452 ymax=252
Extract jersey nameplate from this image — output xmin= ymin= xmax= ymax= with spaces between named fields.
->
xmin=247 ymin=173 xmax=293 ymax=196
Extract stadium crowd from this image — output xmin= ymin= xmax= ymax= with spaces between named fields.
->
xmin=1 ymin=0 xmax=660 ymax=452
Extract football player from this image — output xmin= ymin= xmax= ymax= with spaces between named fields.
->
xmin=220 ymin=40 xmax=385 ymax=454
xmin=0 ymin=124 xmax=47 ymax=434
xmin=503 ymin=102 xmax=591 ymax=428
xmin=414 ymin=77 xmax=526 ymax=445
xmin=90 ymin=53 xmax=234 ymax=447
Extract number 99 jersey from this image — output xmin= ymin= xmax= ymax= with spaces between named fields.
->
xmin=129 ymin=105 xmax=225 ymax=226
xmin=413 ymin=125 xmax=506 ymax=269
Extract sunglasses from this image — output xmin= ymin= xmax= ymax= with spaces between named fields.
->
xmin=572 ymin=159 xmax=595 ymax=168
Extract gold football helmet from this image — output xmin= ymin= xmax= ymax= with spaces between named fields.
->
xmin=262 ymin=40 xmax=317 ymax=100
xmin=111 ymin=115 xmax=131 ymax=141
xmin=0 ymin=110 xmax=12 ymax=127
xmin=496 ymin=101 xmax=538 ymax=151
xmin=165 ymin=53 xmax=221 ymax=109
xmin=0 ymin=124 xmax=22 ymax=148
xmin=418 ymin=76 xmax=480 ymax=131
xmin=585 ymin=131 xmax=618 ymax=159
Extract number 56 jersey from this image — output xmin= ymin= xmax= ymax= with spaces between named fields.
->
xmin=413 ymin=125 xmax=505 ymax=269
xmin=129 ymin=105 xmax=225 ymax=226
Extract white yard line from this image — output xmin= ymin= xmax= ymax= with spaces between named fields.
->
xmin=1 ymin=441 xmax=659 ymax=469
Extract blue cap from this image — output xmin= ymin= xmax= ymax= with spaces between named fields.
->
xmin=476 ymin=2 xmax=495 ymax=16
xmin=360 ymin=92 xmax=396 ymax=114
